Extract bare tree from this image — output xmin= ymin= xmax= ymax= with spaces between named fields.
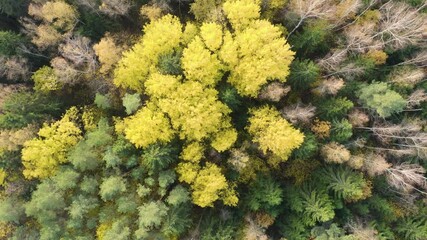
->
xmin=59 ymin=35 xmax=98 ymax=71
xmin=396 ymin=50 xmax=427 ymax=67
xmin=312 ymin=77 xmax=345 ymax=96
xmin=99 ymin=0 xmax=132 ymax=16
xmin=258 ymin=82 xmax=290 ymax=102
xmin=325 ymin=0 xmax=362 ymax=27
xmin=389 ymin=66 xmax=426 ymax=88
xmin=407 ymin=89 xmax=427 ymax=108
xmin=377 ymin=1 xmax=427 ymax=50
xmin=287 ymin=0 xmax=334 ymax=37
xmin=361 ymin=153 xmax=391 ymax=177
xmin=243 ymin=215 xmax=269 ymax=240
xmin=386 ymin=163 xmax=427 ymax=195
xmin=346 ymin=220 xmax=380 ymax=240
xmin=0 ymin=56 xmax=30 ymax=81
xmin=358 ymin=119 xmax=427 ymax=160
xmin=348 ymin=109 xmax=370 ymax=127
xmin=51 ymin=57 xmax=81 ymax=85
xmin=344 ymin=21 xmax=382 ymax=52
xmin=317 ymin=48 xmax=348 ymax=73
xmin=74 ymin=0 xmax=99 ymax=11
xmin=281 ymin=102 xmax=316 ymax=124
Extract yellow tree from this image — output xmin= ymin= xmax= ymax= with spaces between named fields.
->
xmin=247 ymin=106 xmax=304 ymax=164
xmin=21 ymin=107 xmax=82 ymax=179
xmin=221 ymin=0 xmax=295 ymax=96
xmin=121 ymin=103 xmax=175 ymax=149
xmin=114 ymin=15 xmax=183 ymax=92
xmin=93 ymin=35 xmax=123 ymax=74
xmin=176 ymin=162 xmax=238 ymax=207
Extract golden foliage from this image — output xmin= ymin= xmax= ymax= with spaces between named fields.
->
xmin=220 ymin=19 xmax=294 ymax=96
xmin=177 ymin=162 xmax=238 ymax=207
xmin=182 ymin=36 xmax=224 ymax=86
xmin=311 ymin=119 xmax=331 ymax=139
xmin=247 ymin=106 xmax=304 ymax=161
xmin=122 ymin=104 xmax=175 ymax=148
xmin=364 ymin=49 xmax=388 ymax=65
xmin=114 ymin=15 xmax=183 ymax=91
xmin=94 ymin=36 xmax=123 ymax=74
xmin=22 ymin=107 xmax=82 ymax=179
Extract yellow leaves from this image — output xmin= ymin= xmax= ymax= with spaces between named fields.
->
xmin=144 ymin=73 xmax=180 ymax=98
xmin=192 ymin=162 xmax=228 ymax=207
xmin=224 ymin=20 xmax=294 ymax=96
xmin=142 ymin=15 xmax=183 ymax=58
xmin=122 ymin=104 xmax=175 ymax=148
xmin=22 ymin=107 xmax=82 ymax=179
xmin=157 ymin=81 xmax=233 ymax=142
xmin=182 ymin=23 xmax=199 ymax=45
xmin=176 ymin=160 xmax=239 ymax=207
xmin=364 ymin=49 xmax=388 ymax=65
xmin=211 ymin=127 xmax=237 ymax=152
xmin=247 ymin=106 xmax=304 ymax=161
xmin=182 ymin=36 xmax=224 ymax=86
xmin=218 ymin=31 xmax=239 ymax=68
xmin=181 ymin=142 xmax=205 ymax=162
xmin=41 ymin=1 xmax=78 ymax=30
xmin=32 ymin=66 xmax=62 ymax=92
xmin=311 ymin=119 xmax=331 ymax=139
xmin=223 ymin=0 xmax=261 ymax=30
xmin=176 ymin=162 xmax=200 ymax=184
xmin=114 ymin=15 xmax=183 ymax=92
xmin=93 ymin=36 xmax=123 ymax=74
xmin=200 ymin=23 xmax=223 ymax=51
xmin=96 ymin=223 xmax=110 ymax=240
xmin=0 ymin=169 xmax=6 ymax=186
xmin=177 ymin=162 xmax=238 ymax=207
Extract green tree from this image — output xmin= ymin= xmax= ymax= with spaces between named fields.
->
xmin=161 ymin=204 xmax=192 ymax=238
xmin=287 ymin=59 xmax=320 ymax=91
xmin=286 ymin=185 xmax=335 ymax=227
xmin=0 ymin=197 xmax=25 ymax=223
xmin=122 ymin=93 xmax=141 ymax=115
xmin=141 ymin=143 xmax=178 ymax=173
xmin=99 ymin=176 xmax=126 ymax=201
xmin=0 ymin=0 xmax=28 ymax=17
xmin=396 ymin=216 xmax=427 ymax=240
xmin=357 ymin=82 xmax=406 ymax=118
xmin=317 ymin=97 xmax=354 ymax=120
xmin=293 ymin=133 xmax=319 ymax=159
xmin=245 ymin=175 xmax=283 ymax=216
xmin=319 ymin=166 xmax=371 ymax=202
xmin=0 ymin=92 xmax=61 ymax=129
xmin=0 ymin=31 xmax=25 ymax=56
xmin=94 ymin=93 xmax=111 ymax=110
xmin=136 ymin=201 xmax=168 ymax=235
xmin=330 ymin=119 xmax=353 ymax=143
xmin=25 ymin=180 xmax=66 ymax=239
xmin=290 ymin=20 xmax=332 ymax=57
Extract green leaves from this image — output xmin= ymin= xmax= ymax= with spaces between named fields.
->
xmin=286 ymin=185 xmax=335 ymax=226
xmin=396 ymin=216 xmax=427 ymax=240
xmin=287 ymin=59 xmax=320 ymax=91
xmin=358 ymin=82 xmax=406 ymax=118
xmin=121 ymin=93 xmax=141 ymax=115
xmin=99 ymin=176 xmax=126 ymax=201
xmin=320 ymin=166 xmax=370 ymax=202
xmin=245 ymin=175 xmax=283 ymax=215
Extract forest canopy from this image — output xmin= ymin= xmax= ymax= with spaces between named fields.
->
xmin=0 ymin=0 xmax=426 ymax=239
